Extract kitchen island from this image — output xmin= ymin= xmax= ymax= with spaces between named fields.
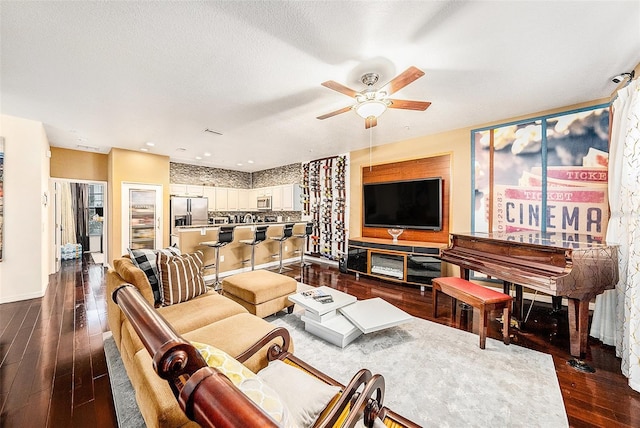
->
xmin=173 ymin=222 xmax=309 ymax=281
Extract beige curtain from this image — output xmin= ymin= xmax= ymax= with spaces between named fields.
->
xmin=60 ymin=182 xmax=76 ymax=244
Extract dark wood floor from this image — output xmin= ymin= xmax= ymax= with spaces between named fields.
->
xmin=0 ymin=255 xmax=117 ymax=427
xmin=1 ymin=256 xmax=639 ymax=427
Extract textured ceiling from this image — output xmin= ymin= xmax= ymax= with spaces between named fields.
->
xmin=1 ymin=1 xmax=639 ymax=172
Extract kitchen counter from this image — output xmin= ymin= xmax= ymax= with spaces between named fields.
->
xmin=173 ymin=222 xmax=310 ymax=281
xmin=174 ymin=221 xmax=298 ymax=231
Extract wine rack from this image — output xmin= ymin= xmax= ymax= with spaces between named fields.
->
xmin=301 ymin=155 xmax=348 ymax=261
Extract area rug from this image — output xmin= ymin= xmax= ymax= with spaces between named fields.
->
xmin=267 ymin=312 xmax=569 ymax=428
xmin=103 ymin=306 xmax=568 ymax=427
xmin=103 ymin=332 xmax=145 ymax=428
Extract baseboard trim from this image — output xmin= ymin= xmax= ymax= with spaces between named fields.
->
xmin=0 ymin=289 xmax=46 ymax=304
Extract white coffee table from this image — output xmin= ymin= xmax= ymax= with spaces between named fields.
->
xmin=288 ymin=286 xmax=413 ymax=347
xmin=339 ymin=297 xmax=414 ymax=334
xmin=288 ymin=286 xmax=356 ymax=322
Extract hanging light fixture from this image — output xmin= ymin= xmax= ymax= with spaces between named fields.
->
xmin=354 ymin=100 xmax=388 ymax=119
xmin=354 ymin=83 xmax=389 ymax=119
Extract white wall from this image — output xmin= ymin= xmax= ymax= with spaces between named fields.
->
xmin=0 ymin=114 xmax=51 ymax=303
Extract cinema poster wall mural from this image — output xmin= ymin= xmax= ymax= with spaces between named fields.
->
xmin=472 ymin=105 xmax=610 ymax=243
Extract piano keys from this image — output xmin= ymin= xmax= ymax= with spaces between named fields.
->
xmin=440 ymin=231 xmax=619 ymax=358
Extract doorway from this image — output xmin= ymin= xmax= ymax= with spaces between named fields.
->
xmin=51 ymin=179 xmax=108 ymax=270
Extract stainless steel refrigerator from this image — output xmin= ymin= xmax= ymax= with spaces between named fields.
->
xmin=170 ymin=197 xmax=209 ymax=234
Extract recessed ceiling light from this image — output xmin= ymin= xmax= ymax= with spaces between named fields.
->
xmin=140 ymin=147 xmax=149 ymax=152
xmin=237 ymin=163 xmax=243 ymax=166
xmin=204 ymin=152 xmax=211 ymax=157
xmin=195 ymin=156 xmax=202 ymax=160
xmin=248 ymin=160 xmax=254 ymax=164
xmin=145 ymin=141 xmax=155 ymax=147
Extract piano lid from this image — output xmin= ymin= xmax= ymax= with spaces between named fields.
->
xmin=453 ymin=231 xmax=618 ymax=251
xmin=444 ymin=231 xmax=619 ymax=299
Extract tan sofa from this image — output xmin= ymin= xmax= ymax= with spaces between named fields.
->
xmin=106 ymin=257 xmax=290 ymax=428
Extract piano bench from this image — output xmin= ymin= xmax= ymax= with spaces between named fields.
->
xmin=432 ymin=277 xmax=513 ymax=349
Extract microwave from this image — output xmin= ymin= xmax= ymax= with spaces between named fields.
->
xmin=257 ymin=196 xmax=272 ymax=210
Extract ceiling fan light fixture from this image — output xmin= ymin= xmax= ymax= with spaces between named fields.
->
xmin=354 ymin=100 xmax=387 ymax=119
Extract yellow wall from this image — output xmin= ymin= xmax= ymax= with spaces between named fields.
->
xmin=50 ymin=147 xmax=108 ymax=181
xmin=349 ymin=98 xmax=611 ymax=243
xmin=107 ymin=148 xmax=170 ymax=263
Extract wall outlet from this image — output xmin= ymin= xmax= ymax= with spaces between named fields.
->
xmin=220 ymin=255 xmax=224 ymax=263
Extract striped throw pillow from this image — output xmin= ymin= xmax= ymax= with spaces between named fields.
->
xmin=157 ymin=250 xmax=207 ymax=305
xmin=128 ymin=245 xmax=182 ymax=305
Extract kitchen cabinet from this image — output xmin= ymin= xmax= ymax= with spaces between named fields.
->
xmin=282 ymin=184 xmax=301 ymax=211
xmin=203 ymin=186 xmax=216 ymax=211
xmin=272 ymin=184 xmax=302 ymax=211
xmin=238 ymin=189 xmax=250 ymax=211
xmin=227 ymin=188 xmax=239 ymax=211
xmin=257 ymin=187 xmax=272 ymax=197
xmin=271 ymin=185 xmax=283 ymax=211
xmin=216 ymin=188 xmax=228 ymax=210
xmin=170 ymin=184 xmax=187 ymax=195
xmin=248 ymin=189 xmax=258 ymax=210
xmin=186 ymin=185 xmax=204 ymax=197
xmin=170 ymin=183 xmax=204 ymax=197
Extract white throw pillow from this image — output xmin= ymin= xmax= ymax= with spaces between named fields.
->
xmin=258 ymin=360 xmax=340 ymax=428
xmin=191 ymin=341 xmax=289 ymax=426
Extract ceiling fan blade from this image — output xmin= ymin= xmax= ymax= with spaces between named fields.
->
xmin=321 ymin=81 xmax=359 ymax=98
xmin=383 ymin=66 xmax=425 ymax=95
xmin=388 ymin=99 xmax=432 ymax=111
xmin=316 ymin=105 xmax=353 ymax=120
xmin=364 ymin=116 xmax=377 ymax=129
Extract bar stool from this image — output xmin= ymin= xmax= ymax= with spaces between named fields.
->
xmin=200 ymin=225 xmax=235 ymax=290
xmin=240 ymin=225 xmax=268 ymax=271
xmin=294 ymin=222 xmax=314 ymax=267
xmin=270 ymin=223 xmax=294 ymax=273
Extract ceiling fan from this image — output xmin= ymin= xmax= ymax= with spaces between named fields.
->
xmin=317 ymin=66 xmax=431 ymax=129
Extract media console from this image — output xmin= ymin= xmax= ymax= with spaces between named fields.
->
xmin=347 ymin=237 xmax=445 ymax=289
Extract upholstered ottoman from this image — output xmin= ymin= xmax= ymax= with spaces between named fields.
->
xmin=222 ymin=270 xmax=297 ymax=318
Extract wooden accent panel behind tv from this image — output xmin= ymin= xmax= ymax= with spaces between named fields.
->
xmin=361 ymin=154 xmax=451 ymax=243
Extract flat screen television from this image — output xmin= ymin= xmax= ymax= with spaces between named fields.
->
xmin=363 ymin=177 xmax=442 ymax=231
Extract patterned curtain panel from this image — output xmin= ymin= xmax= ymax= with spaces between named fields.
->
xmin=60 ymin=182 xmax=76 ymax=245
xmin=591 ymin=78 xmax=640 ymax=392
